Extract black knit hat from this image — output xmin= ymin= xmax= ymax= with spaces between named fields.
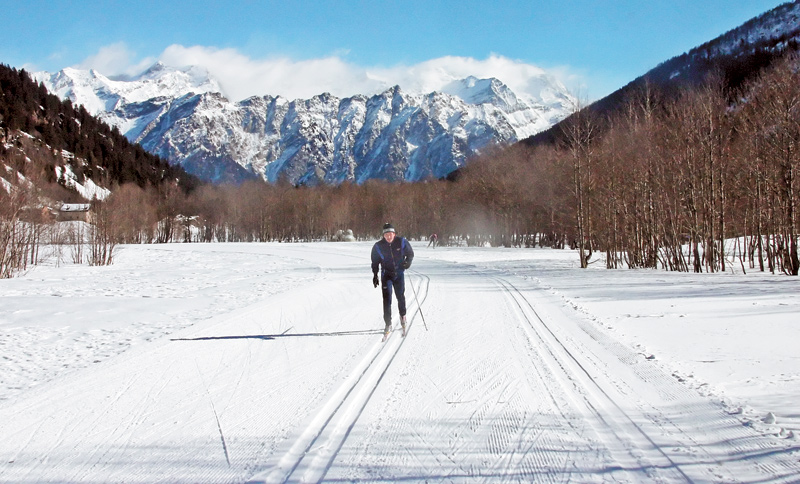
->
xmin=382 ymin=222 xmax=396 ymax=234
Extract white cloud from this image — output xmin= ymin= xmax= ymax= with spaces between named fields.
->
xmin=77 ymin=43 xmax=582 ymax=102
xmin=157 ymin=45 xmax=384 ymax=101
xmin=367 ymin=55 xmax=578 ymax=104
xmin=76 ymin=42 xmax=155 ymax=78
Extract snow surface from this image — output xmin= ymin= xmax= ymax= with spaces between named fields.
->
xmin=0 ymin=241 xmax=798 ymax=483
xmin=54 ymin=164 xmax=111 ymax=201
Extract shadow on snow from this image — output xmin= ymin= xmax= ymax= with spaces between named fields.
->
xmin=171 ymin=328 xmax=383 ymax=342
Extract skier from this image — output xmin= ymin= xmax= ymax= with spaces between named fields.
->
xmin=371 ymin=222 xmax=414 ymax=339
xmin=428 ymin=233 xmax=438 ymax=248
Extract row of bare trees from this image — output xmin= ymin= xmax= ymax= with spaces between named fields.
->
xmin=1 ymin=169 xmax=147 ymax=277
xmin=557 ymin=55 xmax=800 ymax=274
xmin=0 ymin=198 xmax=124 ymax=277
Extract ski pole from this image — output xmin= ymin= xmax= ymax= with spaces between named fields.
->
xmin=409 ymin=272 xmax=428 ymax=331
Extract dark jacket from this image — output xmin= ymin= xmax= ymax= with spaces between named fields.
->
xmin=372 ymin=236 xmax=414 ymax=275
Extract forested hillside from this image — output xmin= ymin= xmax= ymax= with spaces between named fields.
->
xmin=0 ymin=64 xmax=198 ymax=193
xmin=525 ymin=0 xmax=800 ymax=147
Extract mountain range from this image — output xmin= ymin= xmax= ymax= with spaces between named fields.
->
xmin=34 ymin=65 xmax=575 ymax=184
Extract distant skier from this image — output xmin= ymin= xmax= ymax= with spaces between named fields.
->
xmin=371 ymin=223 xmax=414 ymax=339
xmin=428 ymin=233 xmax=439 ymax=248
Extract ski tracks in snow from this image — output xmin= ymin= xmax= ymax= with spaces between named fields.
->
xmin=249 ymin=274 xmax=431 ymax=483
xmin=496 ymin=276 xmax=692 ymax=482
xmin=320 ymin=255 xmax=800 ymax=483
xmin=492 ymin=274 xmax=799 ymax=483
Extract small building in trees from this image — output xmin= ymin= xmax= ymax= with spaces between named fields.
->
xmin=57 ymin=203 xmax=92 ymax=223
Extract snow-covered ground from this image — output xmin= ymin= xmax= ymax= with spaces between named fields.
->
xmin=0 ymin=241 xmax=798 ymax=483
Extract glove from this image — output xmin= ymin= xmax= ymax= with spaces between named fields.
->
xmin=403 ymin=260 xmax=411 ymax=270
xmin=373 ymin=273 xmax=379 ymax=288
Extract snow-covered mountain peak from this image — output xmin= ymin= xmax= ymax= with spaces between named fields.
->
xmin=442 ymin=76 xmax=519 ymax=110
xmin=35 ymin=62 xmax=222 ymax=116
xmin=131 ymin=62 xmax=220 ymax=94
xmin=47 ymin=66 xmax=107 ymax=89
xmin=34 ymin=67 xmax=116 ymax=115
xmin=133 ymin=61 xmax=173 ymax=80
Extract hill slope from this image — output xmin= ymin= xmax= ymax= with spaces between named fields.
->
xmin=524 ymin=0 xmax=800 ymax=146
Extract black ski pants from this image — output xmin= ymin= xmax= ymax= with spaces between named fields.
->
xmin=381 ymin=271 xmax=406 ymax=325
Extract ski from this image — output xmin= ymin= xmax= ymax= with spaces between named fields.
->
xmin=382 ymin=317 xmax=407 ymax=341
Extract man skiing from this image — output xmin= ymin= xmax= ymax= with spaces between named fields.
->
xmin=371 ymin=222 xmax=414 ymax=339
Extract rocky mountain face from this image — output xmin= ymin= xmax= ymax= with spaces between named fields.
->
xmin=36 ymin=64 xmax=575 ymax=184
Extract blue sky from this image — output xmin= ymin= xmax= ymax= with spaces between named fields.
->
xmin=1 ymin=0 xmax=787 ymax=101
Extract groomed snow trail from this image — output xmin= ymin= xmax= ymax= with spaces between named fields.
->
xmin=0 ymin=242 xmax=797 ymax=483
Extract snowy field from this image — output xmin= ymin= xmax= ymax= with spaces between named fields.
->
xmin=0 ymin=241 xmax=798 ymax=483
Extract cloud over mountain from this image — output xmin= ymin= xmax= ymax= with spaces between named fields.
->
xmin=74 ymin=43 xmax=580 ymax=103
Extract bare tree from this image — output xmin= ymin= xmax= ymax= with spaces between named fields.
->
xmin=748 ymin=56 xmax=800 ymax=275
xmin=0 ymin=186 xmax=29 ymax=278
xmin=560 ymin=103 xmax=600 ymax=267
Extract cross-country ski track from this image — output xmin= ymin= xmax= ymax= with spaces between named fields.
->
xmin=0 ymin=242 xmax=798 ymax=483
